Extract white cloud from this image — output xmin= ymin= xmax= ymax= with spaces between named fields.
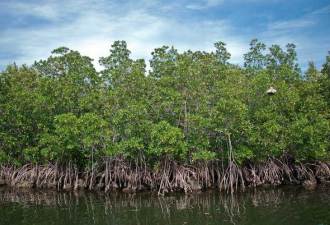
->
xmin=0 ymin=1 xmax=59 ymax=21
xmin=1 ymin=0 xmax=328 ymax=71
xmin=0 ymin=0 xmax=249 ymax=70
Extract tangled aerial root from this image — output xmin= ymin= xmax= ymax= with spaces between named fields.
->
xmin=0 ymin=157 xmax=329 ymax=194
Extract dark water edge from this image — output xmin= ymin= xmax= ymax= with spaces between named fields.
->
xmin=0 ymin=185 xmax=329 ymax=225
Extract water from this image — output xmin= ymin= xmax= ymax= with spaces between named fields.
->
xmin=0 ymin=186 xmax=329 ymax=225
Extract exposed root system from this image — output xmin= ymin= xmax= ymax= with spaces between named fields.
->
xmin=1 ymin=157 xmax=329 ymax=194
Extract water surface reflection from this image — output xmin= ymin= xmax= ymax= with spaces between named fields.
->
xmin=0 ymin=186 xmax=329 ymax=225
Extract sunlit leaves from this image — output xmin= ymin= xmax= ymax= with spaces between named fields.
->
xmin=148 ymin=121 xmax=187 ymax=160
xmin=1 ymin=39 xmax=329 ymax=167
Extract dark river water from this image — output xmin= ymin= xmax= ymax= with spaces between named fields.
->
xmin=0 ymin=186 xmax=329 ymax=225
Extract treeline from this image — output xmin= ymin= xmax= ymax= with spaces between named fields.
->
xmin=0 ymin=40 xmax=329 ymax=193
xmin=1 ymin=39 xmax=329 ymax=165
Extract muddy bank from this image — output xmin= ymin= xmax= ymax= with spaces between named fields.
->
xmin=1 ymin=157 xmax=329 ymax=194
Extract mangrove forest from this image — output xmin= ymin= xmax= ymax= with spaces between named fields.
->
xmin=0 ymin=40 xmax=330 ymax=194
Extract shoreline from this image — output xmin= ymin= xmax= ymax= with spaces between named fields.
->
xmin=1 ymin=158 xmax=329 ymax=194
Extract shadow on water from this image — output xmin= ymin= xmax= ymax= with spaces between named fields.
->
xmin=0 ymin=186 xmax=330 ymax=225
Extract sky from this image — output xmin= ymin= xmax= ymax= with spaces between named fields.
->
xmin=0 ymin=0 xmax=329 ymax=71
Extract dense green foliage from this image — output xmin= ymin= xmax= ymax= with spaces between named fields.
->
xmin=0 ymin=40 xmax=329 ymax=167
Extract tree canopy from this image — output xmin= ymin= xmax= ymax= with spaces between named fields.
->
xmin=0 ymin=40 xmax=329 ymax=168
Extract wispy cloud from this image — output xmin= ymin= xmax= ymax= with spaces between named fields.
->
xmin=0 ymin=0 xmax=329 ymax=71
xmin=310 ymin=4 xmax=330 ymax=15
xmin=0 ymin=0 xmax=248 ymax=70
xmin=186 ymin=0 xmax=225 ymax=10
xmin=265 ymin=3 xmax=330 ymax=34
xmin=185 ymin=0 xmax=283 ymax=10
xmin=1 ymin=1 xmax=60 ymax=21
xmin=269 ymin=19 xmax=315 ymax=31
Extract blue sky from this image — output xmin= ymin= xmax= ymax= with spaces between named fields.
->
xmin=0 ymin=0 xmax=329 ymax=71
